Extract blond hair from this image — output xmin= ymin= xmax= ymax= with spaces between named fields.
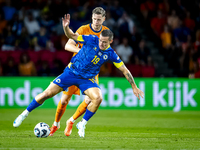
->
xmin=92 ymin=7 xmax=106 ymax=17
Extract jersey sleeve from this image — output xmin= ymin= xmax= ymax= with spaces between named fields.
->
xmin=110 ymin=51 xmax=124 ymax=68
xmin=77 ymin=34 xmax=96 ymax=44
xmin=77 ymin=35 xmax=84 ymax=42
xmin=74 ymin=26 xmax=86 ymax=45
xmin=76 ymin=26 xmax=85 ymax=35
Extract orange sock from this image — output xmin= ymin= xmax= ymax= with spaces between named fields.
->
xmin=72 ymin=100 xmax=88 ymax=120
xmin=55 ymin=100 xmax=67 ymax=122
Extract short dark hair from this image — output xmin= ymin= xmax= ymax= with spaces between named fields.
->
xmin=101 ymin=30 xmax=113 ymax=41
xmin=92 ymin=7 xmax=106 ymax=17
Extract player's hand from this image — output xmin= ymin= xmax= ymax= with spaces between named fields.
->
xmin=62 ymin=14 xmax=70 ymax=28
xmin=133 ymin=87 xmax=144 ymax=100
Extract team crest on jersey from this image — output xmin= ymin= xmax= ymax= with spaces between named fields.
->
xmin=98 ymin=52 xmax=102 ymax=56
xmin=103 ymin=54 xmax=108 ymax=60
xmin=56 ymin=78 xmax=61 ymax=83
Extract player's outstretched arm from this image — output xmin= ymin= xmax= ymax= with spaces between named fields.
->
xmin=118 ymin=64 xmax=144 ymax=100
xmin=64 ymin=39 xmax=80 ymax=53
xmin=62 ymin=14 xmax=79 ymax=41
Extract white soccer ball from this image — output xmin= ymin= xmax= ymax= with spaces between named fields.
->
xmin=34 ymin=122 xmax=50 ymax=138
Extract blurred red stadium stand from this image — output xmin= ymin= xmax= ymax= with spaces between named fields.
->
xmin=55 ymin=51 xmax=73 ymax=66
xmin=39 ymin=50 xmax=55 ymax=66
xmin=27 ymin=50 xmax=40 ymax=64
xmin=126 ymin=64 xmax=142 ymax=77
xmin=0 ymin=51 xmax=10 ymax=64
xmin=9 ymin=51 xmax=22 ymax=64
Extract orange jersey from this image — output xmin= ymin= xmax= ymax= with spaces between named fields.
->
xmin=72 ymin=24 xmax=109 ymax=57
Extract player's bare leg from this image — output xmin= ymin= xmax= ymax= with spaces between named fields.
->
xmin=76 ymin=88 xmax=102 ymax=137
xmin=64 ymin=96 xmax=91 ymax=136
xmin=13 ymin=83 xmax=63 ymax=127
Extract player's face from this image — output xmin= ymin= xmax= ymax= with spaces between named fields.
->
xmin=99 ymin=35 xmax=112 ymax=50
xmin=92 ymin=14 xmax=105 ymax=30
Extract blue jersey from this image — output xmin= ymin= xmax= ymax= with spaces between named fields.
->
xmin=68 ymin=35 xmax=123 ymax=78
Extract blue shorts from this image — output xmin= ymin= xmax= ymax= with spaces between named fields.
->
xmin=53 ymin=67 xmax=99 ymax=95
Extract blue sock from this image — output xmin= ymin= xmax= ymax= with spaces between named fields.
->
xmin=83 ymin=109 xmax=95 ymax=121
xmin=27 ymin=98 xmax=41 ymax=112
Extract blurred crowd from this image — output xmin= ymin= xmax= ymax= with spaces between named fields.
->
xmin=2 ymin=0 xmax=200 ymax=78
xmin=139 ymin=0 xmax=200 ymax=78
xmin=1 ymin=0 xmax=200 ymax=78
xmin=0 ymin=0 xmax=155 ymax=77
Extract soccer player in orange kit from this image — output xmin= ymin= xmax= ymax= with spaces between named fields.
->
xmin=49 ymin=7 xmax=109 ymax=136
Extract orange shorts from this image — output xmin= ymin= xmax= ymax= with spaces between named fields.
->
xmin=63 ymin=74 xmax=99 ymax=96
xmin=63 ymin=85 xmax=80 ymax=95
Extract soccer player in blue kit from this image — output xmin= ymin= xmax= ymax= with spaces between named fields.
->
xmin=13 ymin=14 xmax=144 ymax=137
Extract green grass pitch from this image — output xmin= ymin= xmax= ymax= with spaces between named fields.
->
xmin=0 ymin=108 xmax=200 ymax=150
